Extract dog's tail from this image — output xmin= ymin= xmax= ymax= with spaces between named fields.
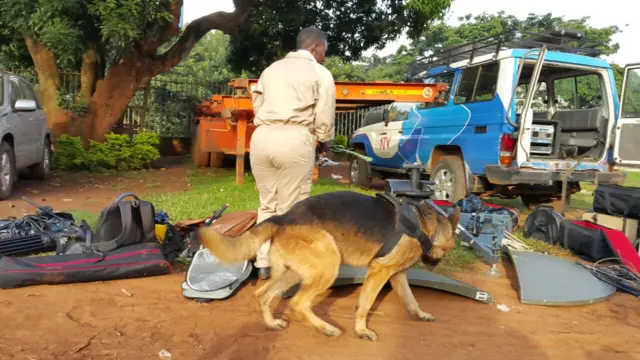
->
xmin=198 ymin=221 xmax=278 ymax=264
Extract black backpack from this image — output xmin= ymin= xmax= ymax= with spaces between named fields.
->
xmin=91 ymin=192 xmax=157 ymax=252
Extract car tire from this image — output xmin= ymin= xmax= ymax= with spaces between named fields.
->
xmin=30 ymin=138 xmax=52 ymax=180
xmin=350 ymin=149 xmax=372 ymax=188
xmin=0 ymin=141 xmax=16 ymax=200
xmin=431 ymin=155 xmax=467 ymax=202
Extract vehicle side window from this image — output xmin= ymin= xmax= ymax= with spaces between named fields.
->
xmin=419 ymin=72 xmax=455 ymax=109
xmin=553 ymin=74 xmax=603 ymax=110
xmin=17 ymin=79 xmax=39 ymax=108
xmin=621 ymin=68 xmax=640 ymax=118
xmin=388 ymin=102 xmax=416 ymax=122
xmin=9 ymin=78 xmax=22 ymax=108
xmin=453 ymin=62 xmax=500 ymax=104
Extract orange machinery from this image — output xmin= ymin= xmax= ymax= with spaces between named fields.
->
xmin=192 ymin=78 xmax=449 ymax=184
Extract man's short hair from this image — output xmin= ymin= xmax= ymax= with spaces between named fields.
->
xmin=296 ymin=27 xmax=327 ymax=50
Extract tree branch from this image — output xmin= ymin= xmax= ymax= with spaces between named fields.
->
xmin=150 ymin=0 xmax=258 ymax=75
xmin=138 ymin=0 xmax=184 ymax=55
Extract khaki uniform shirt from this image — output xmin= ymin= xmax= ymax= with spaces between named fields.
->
xmin=251 ymin=50 xmax=336 ymax=143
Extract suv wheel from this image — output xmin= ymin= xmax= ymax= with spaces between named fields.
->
xmin=349 ymin=150 xmax=372 ymax=188
xmin=431 ymin=155 xmax=467 ymax=202
xmin=31 ymin=138 xmax=52 ymax=180
xmin=0 ymin=141 xmax=16 ymax=200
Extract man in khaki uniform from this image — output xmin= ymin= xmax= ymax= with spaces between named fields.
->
xmin=250 ymin=27 xmax=336 ymax=279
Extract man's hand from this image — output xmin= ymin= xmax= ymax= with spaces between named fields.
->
xmin=317 ymin=141 xmax=330 ymax=156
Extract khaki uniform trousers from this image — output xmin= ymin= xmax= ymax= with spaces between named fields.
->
xmin=250 ymin=124 xmax=316 ymax=268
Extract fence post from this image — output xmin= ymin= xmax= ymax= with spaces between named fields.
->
xmin=140 ymin=83 xmax=152 ymax=132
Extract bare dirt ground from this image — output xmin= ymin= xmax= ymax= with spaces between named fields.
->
xmin=0 ymin=161 xmax=639 ymax=360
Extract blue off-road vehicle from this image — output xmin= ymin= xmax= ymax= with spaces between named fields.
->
xmin=349 ymin=28 xmax=640 ymax=208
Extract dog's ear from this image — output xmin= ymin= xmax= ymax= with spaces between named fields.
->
xmin=418 ymin=201 xmax=438 ymax=220
xmin=448 ymin=207 xmax=461 ymax=229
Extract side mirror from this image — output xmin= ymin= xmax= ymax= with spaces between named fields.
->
xmin=382 ymin=109 xmax=390 ymax=127
xmin=14 ymin=99 xmax=37 ymax=112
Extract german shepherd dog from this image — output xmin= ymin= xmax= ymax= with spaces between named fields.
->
xmin=199 ymin=191 xmax=461 ymax=341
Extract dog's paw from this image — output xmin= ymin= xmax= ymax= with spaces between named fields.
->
xmin=322 ymin=325 xmax=342 ymax=338
xmin=356 ymin=328 xmax=378 ymax=342
xmin=267 ymin=319 xmax=289 ymax=331
xmin=416 ymin=311 xmax=435 ymax=322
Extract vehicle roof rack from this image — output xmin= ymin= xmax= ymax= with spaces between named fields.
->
xmin=406 ymin=27 xmax=608 ymax=81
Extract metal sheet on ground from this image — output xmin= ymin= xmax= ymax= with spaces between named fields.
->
xmin=283 ymin=265 xmax=495 ymax=304
xmin=504 ymin=248 xmax=616 ymax=306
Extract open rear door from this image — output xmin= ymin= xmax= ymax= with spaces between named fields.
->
xmin=613 ymin=63 xmax=640 ymax=171
xmin=516 ymin=47 xmax=547 ymax=166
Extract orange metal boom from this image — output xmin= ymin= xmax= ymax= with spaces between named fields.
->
xmin=193 ymin=78 xmax=449 ymax=184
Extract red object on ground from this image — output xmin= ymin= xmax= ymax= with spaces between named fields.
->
xmin=571 ymin=220 xmax=640 ymax=273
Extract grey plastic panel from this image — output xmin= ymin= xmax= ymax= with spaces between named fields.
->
xmin=283 ymin=265 xmax=495 ymax=304
xmin=504 ymin=247 xmax=616 ymax=306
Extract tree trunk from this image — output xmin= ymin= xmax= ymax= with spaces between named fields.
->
xmin=78 ymin=48 xmax=99 ymax=102
xmin=23 ymin=36 xmax=71 ymax=139
xmin=85 ymin=57 xmax=147 ymax=141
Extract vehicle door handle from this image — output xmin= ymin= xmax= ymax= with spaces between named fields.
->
xmin=380 ymin=132 xmax=387 ymax=135
xmin=398 ymin=130 xmax=403 ymax=135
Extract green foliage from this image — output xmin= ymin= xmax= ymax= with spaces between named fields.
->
xmin=169 ymin=31 xmax=237 ymax=83
xmin=0 ymin=0 xmax=175 ymax=69
xmin=228 ymin=0 xmax=453 ymax=74
xmin=321 ymin=11 xmax=623 ymax=87
xmin=52 ymin=134 xmax=92 ymax=171
xmin=53 ymin=132 xmax=160 ymax=172
xmin=333 ymin=134 xmax=348 ymax=148
xmin=56 ymin=88 xmax=88 ymax=116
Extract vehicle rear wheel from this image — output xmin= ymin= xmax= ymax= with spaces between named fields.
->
xmin=350 ymin=149 xmax=372 ymax=188
xmin=431 ymin=155 xmax=467 ymax=202
xmin=0 ymin=141 xmax=16 ymax=200
xmin=30 ymin=137 xmax=52 ymax=180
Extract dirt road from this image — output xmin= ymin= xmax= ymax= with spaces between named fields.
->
xmin=0 ymin=161 xmax=638 ymax=359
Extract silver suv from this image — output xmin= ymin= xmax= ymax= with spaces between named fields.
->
xmin=0 ymin=72 xmax=52 ymax=200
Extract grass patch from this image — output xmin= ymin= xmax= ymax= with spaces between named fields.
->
xmin=69 ymin=210 xmax=100 ymax=230
xmin=432 ymin=241 xmax=481 ymax=275
xmin=144 ymin=168 xmax=376 ymax=221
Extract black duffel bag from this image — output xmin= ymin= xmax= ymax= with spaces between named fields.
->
xmin=593 ymin=184 xmax=640 ymax=219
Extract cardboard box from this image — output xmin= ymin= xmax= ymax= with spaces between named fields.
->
xmin=581 ymin=212 xmax=639 ymax=249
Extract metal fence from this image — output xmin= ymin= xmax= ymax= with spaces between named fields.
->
xmin=3 ymin=67 xmax=375 ymax=140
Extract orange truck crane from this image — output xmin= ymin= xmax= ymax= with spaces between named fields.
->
xmin=192 ymin=78 xmax=449 ymax=184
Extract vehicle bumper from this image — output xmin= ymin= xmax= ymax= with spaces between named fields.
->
xmin=484 ymin=165 xmax=627 ymax=185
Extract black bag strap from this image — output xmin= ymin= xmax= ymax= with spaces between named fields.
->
xmin=113 ymin=192 xmax=142 ymax=204
xmin=92 ymin=202 xmax=134 ymax=252
xmin=138 ymin=200 xmax=157 ymax=242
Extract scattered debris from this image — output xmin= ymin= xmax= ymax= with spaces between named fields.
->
xmin=159 ymin=349 xmax=172 ymax=359
xmin=496 ymin=304 xmax=511 ymax=312
xmin=121 ymin=288 xmax=133 ymax=297
xmin=24 ymin=293 xmax=42 ymax=297
xmin=70 ymin=332 xmax=100 ymax=354
xmin=63 ymin=199 xmax=73 ymax=202
xmin=331 ymin=174 xmax=343 ymax=180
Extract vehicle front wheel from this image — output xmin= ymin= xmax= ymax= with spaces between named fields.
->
xmin=0 ymin=141 xmax=16 ymax=200
xmin=431 ymin=155 xmax=467 ymax=202
xmin=350 ymin=150 xmax=372 ymax=188
xmin=30 ymin=138 xmax=52 ymax=180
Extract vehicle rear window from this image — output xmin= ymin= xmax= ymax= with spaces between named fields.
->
xmin=553 ymin=74 xmax=603 ymax=110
